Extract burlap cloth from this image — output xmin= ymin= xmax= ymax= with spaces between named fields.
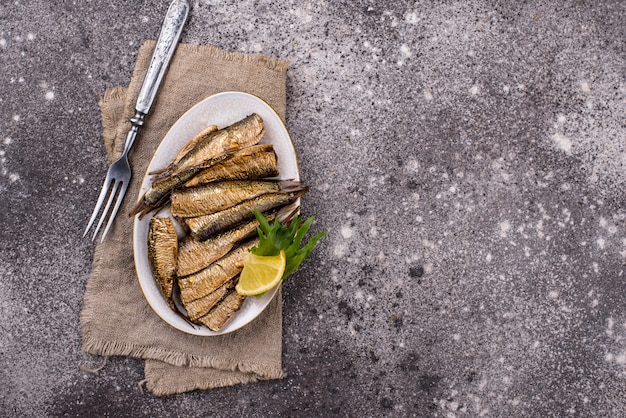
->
xmin=81 ymin=40 xmax=289 ymax=396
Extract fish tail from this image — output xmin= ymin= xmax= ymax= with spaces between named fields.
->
xmin=150 ymin=169 xmax=173 ymax=182
xmin=129 ymin=192 xmax=171 ymax=219
xmin=276 ymin=204 xmax=300 ymax=224
xmin=278 ymin=180 xmax=309 ymax=195
xmin=293 ymin=184 xmax=309 ymax=198
xmin=129 ymin=199 xmax=149 ymax=217
xmin=148 ymin=167 xmax=168 ymax=175
xmin=278 ymin=179 xmax=299 ymax=191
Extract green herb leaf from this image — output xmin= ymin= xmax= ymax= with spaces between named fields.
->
xmin=251 ymin=208 xmax=327 ymax=279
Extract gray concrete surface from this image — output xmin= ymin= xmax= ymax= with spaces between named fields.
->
xmin=1 ymin=0 xmax=624 ymax=416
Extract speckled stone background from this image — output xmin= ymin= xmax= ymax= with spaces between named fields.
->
xmin=1 ymin=0 xmax=624 ymax=416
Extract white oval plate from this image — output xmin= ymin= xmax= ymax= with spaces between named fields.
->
xmin=133 ymin=91 xmax=299 ymax=336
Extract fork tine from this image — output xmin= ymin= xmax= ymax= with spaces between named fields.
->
xmin=100 ymin=180 xmax=129 ymax=242
xmin=92 ymin=180 xmax=121 ymax=241
xmin=84 ymin=176 xmax=114 ymax=237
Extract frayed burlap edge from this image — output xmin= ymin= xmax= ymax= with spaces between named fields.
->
xmin=82 ymin=335 xmax=284 ymax=378
xmin=144 ymin=40 xmax=290 ymax=73
xmin=146 ymin=373 xmax=261 ymax=397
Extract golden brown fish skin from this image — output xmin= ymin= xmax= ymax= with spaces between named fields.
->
xmin=183 ymin=277 xmax=237 ymax=321
xmin=147 ymin=217 xmax=178 ymax=310
xmin=130 ymin=167 xmax=203 ymax=218
xmin=149 ymin=125 xmax=219 ymax=177
xmin=130 ymin=126 xmax=220 ymax=218
xmin=178 ymin=241 xmax=257 ymax=303
xmin=170 ymin=125 xmax=219 ymax=169
xmin=195 ymin=289 xmax=246 ymax=331
xmin=175 ymin=214 xmax=274 ymax=277
xmin=185 ymin=188 xmax=308 ymax=241
xmin=176 ymin=235 xmax=232 ymax=278
xmin=131 ymin=115 xmax=265 ymax=217
xmin=160 ymin=113 xmax=265 ymax=180
xmin=170 ymin=180 xmax=286 ymax=218
xmin=184 ymin=144 xmax=279 ymax=188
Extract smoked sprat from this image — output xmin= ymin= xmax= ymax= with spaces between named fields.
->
xmin=141 ymin=113 xmax=305 ymax=331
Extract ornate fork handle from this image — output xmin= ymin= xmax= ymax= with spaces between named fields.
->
xmin=128 ymin=0 xmax=190 ymax=151
xmin=137 ymin=0 xmax=189 ymax=114
xmin=84 ymin=0 xmax=189 ymax=241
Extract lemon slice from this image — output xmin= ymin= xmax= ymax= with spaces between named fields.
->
xmin=236 ymin=250 xmax=286 ymax=296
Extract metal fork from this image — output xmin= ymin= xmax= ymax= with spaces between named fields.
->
xmin=84 ymin=0 xmax=189 ymax=242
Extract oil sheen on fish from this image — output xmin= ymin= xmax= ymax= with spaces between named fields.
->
xmin=131 ymin=114 xmax=265 ymax=218
xmin=159 ymin=125 xmax=219 ymax=174
xmin=178 ymin=241 xmax=257 ymax=303
xmin=156 ymin=113 xmax=265 ymax=181
xmin=184 ymin=144 xmax=278 ymax=188
xmin=130 ymin=167 xmax=204 ymax=218
xmin=175 ymin=215 xmax=268 ymax=277
xmin=147 ymin=217 xmax=178 ymax=310
xmin=185 ymin=187 xmax=308 ymax=241
xmin=183 ymin=277 xmax=237 ymax=321
xmin=130 ymin=125 xmax=219 ymax=218
xmin=171 ymin=180 xmax=294 ymax=218
xmin=195 ymin=289 xmax=246 ymax=331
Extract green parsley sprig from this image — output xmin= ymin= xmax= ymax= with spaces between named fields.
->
xmin=252 ymin=208 xmax=327 ymax=278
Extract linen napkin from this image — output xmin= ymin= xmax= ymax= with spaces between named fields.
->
xmin=81 ymin=40 xmax=289 ymax=396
